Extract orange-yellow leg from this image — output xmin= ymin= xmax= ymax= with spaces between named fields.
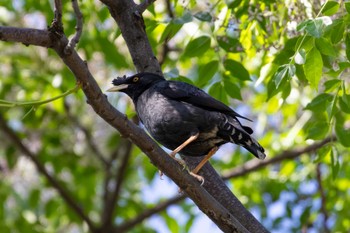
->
xmin=192 ymin=146 xmax=218 ymax=174
xmin=159 ymin=133 xmax=199 ymax=179
xmin=170 ymin=133 xmax=199 ymax=158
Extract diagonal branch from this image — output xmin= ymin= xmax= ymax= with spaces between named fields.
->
xmin=101 ymin=138 xmax=133 ymax=229
xmin=0 ymin=113 xmax=96 ymax=232
xmin=222 ymin=136 xmax=336 ymax=179
xmin=116 ymin=195 xmax=185 ymax=232
xmin=64 ymin=101 xmax=109 ymax=166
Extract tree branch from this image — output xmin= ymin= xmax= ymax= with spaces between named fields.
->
xmin=316 ymin=164 xmax=330 ymax=233
xmin=64 ymin=101 xmax=109 ymax=167
xmin=64 ymin=0 xmax=83 ymax=54
xmin=101 ymin=138 xmax=133 ymax=229
xmin=116 ymin=195 xmax=185 ymax=232
xmin=99 ymin=0 xmax=162 ymax=75
xmin=0 ymin=113 xmax=96 ymax=231
xmin=222 ymin=136 xmax=336 ymax=179
xmin=0 ymin=26 xmax=53 ymax=47
xmin=137 ymin=0 xmax=156 ymax=13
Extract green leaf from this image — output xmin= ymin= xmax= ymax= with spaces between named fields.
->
xmin=305 ymin=93 xmax=333 ymax=112
xmin=273 ymin=65 xmax=289 ymax=88
xmin=224 ymin=59 xmax=251 ymax=81
xmin=335 ymin=123 xmax=350 ymax=147
xmin=208 ymin=82 xmax=229 ymax=104
xmin=197 ymin=60 xmax=219 ymax=87
xmin=159 ymin=22 xmax=183 ymax=43
xmin=228 ymin=0 xmax=242 ymax=9
xmin=223 ymin=79 xmax=242 ymax=100
xmin=295 ymin=49 xmax=306 ymax=64
xmin=321 ymin=1 xmax=340 ymax=16
xmin=339 ymin=95 xmax=350 ymax=113
xmin=173 ymin=11 xmax=193 ymax=24
xmin=183 ymin=36 xmax=211 ymax=57
xmin=315 ymin=37 xmax=336 ymax=56
xmin=217 ymin=36 xmax=242 ymax=53
xmin=330 ymin=148 xmax=340 ymax=180
xmin=328 ymin=94 xmax=338 ymax=119
xmin=345 ymin=33 xmax=350 ymax=61
xmin=297 ymin=17 xmax=331 ymax=38
xmin=346 ymin=2 xmax=350 ymax=14
xmin=194 ymin=11 xmax=212 ymax=22
xmin=304 ymin=47 xmax=323 ymax=89
xmin=329 ymin=20 xmax=345 ymax=44
xmin=306 ymin=121 xmax=329 ymax=140
xmin=324 ymin=79 xmax=341 ymax=92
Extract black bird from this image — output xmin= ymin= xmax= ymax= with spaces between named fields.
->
xmin=107 ymin=72 xmax=266 ymax=180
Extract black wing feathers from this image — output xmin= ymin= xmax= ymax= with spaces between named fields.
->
xmin=159 ymin=81 xmax=252 ymax=121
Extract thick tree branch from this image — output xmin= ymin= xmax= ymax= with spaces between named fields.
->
xmin=0 ymin=113 xmax=96 ymax=231
xmin=99 ymin=0 xmax=161 ymax=75
xmin=0 ymin=26 xmax=53 ymax=47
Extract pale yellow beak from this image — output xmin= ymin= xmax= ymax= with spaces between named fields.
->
xmin=106 ymin=84 xmax=129 ymax=92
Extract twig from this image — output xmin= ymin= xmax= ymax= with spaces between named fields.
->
xmin=0 ymin=114 xmax=96 ymax=231
xmin=165 ymin=0 xmax=174 ymax=18
xmin=137 ymin=0 xmax=156 ymax=13
xmin=64 ymin=0 xmax=83 ymax=54
xmin=316 ymin=164 xmax=330 ymax=233
xmin=51 ymin=0 xmax=64 ymax=34
xmin=64 ymin=101 xmax=109 ymax=167
xmin=115 ymin=195 xmax=185 ymax=232
xmin=222 ymin=136 xmax=336 ymax=179
xmin=54 ymin=0 xmax=63 ymax=23
xmin=101 ymin=139 xmax=133 ymax=228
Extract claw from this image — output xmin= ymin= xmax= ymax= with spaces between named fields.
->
xmin=189 ymin=171 xmax=205 ymax=185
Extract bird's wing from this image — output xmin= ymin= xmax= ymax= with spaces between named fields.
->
xmin=158 ymin=81 xmax=252 ymax=123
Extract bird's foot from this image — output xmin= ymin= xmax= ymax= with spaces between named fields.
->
xmin=168 ymin=152 xmax=187 ymax=168
xmin=189 ymin=171 xmax=204 ymax=185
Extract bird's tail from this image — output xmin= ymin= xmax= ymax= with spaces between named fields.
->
xmin=220 ymin=117 xmax=266 ymax=159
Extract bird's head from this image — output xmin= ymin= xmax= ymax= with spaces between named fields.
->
xmin=107 ymin=72 xmax=165 ymax=101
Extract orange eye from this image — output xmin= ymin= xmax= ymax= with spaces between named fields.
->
xmin=132 ymin=77 xmax=139 ymax=82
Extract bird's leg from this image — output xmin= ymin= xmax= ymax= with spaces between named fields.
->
xmin=191 ymin=146 xmax=218 ymax=174
xmin=168 ymin=132 xmax=199 ymax=167
xmin=169 ymin=132 xmax=199 ymax=158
